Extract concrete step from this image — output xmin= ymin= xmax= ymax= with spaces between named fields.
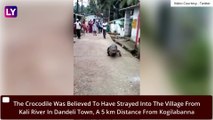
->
xmin=113 ymin=38 xmax=136 ymax=52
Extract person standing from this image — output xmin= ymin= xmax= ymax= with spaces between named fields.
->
xmin=82 ymin=19 xmax=87 ymax=33
xmin=102 ymin=20 xmax=108 ymax=39
xmin=97 ymin=20 xmax=102 ymax=33
xmin=75 ymin=19 xmax=81 ymax=39
xmin=89 ymin=20 xmax=93 ymax=33
xmin=92 ymin=19 xmax=97 ymax=36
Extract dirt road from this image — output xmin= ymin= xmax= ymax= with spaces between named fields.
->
xmin=74 ymin=33 xmax=140 ymax=95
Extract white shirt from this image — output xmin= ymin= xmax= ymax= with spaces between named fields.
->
xmin=102 ymin=22 xmax=107 ymax=30
xmin=75 ymin=21 xmax=81 ymax=30
xmin=92 ymin=22 xmax=98 ymax=31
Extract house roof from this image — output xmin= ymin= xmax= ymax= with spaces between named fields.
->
xmin=119 ymin=3 xmax=140 ymax=11
xmin=74 ymin=13 xmax=84 ymax=17
xmin=109 ymin=18 xmax=125 ymax=23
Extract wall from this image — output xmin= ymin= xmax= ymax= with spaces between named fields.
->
xmin=109 ymin=6 xmax=140 ymax=40
xmin=109 ymin=18 xmax=125 ymax=37
xmin=124 ymin=10 xmax=131 ymax=37
xmin=130 ymin=7 xmax=139 ymax=42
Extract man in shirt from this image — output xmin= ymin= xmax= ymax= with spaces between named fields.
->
xmin=102 ymin=20 xmax=108 ymax=39
xmin=75 ymin=19 xmax=81 ymax=39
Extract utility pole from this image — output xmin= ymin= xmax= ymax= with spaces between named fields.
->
xmin=77 ymin=0 xmax=79 ymax=13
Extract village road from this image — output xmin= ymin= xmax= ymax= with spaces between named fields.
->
xmin=74 ymin=33 xmax=140 ymax=95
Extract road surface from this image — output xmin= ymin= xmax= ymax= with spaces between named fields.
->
xmin=74 ymin=33 xmax=140 ymax=95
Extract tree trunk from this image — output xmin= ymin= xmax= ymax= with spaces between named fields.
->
xmin=77 ymin=0 xmax=79 ymax=13
xmin=108 ymin=6 xmax=110 ymax=21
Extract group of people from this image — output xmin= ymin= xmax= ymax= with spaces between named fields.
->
xmin=74 ymin=18 xmax=108 ymax=39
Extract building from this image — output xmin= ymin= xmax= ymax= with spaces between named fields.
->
xmin=85 ymin=15 xmax=96 ymax=22
xmin=109 ymin=3 xmax=140 ymax=49
xmin=120 ymin=3 xmax=140 ymax=47
xmin=74 ymin=13 xmax=84 ymax=22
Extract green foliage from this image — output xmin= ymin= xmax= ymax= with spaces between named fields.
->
xmin=119 ymin=0 xmax=126 ymax=8
xmin=96 ymin=0 xmax=116 ymax=20
xmin=97 ymin=0 xmax=115 ymax=13
xmin=88 ymin=0 xmax=98 ymax=14
xmin=80 ymin=5 xmax=85 ymax=13
xmin=80 ymin=0 xmax=139 ymax=20
xmin=74 ymin=0 xmax=98 ymax=15
xmin=173 ymin=37 xmax=210 ymax=95
xmin=74 ymin=2 xmax=80 ymax=13
xmin=120 ymin=0 xmax=139 ymax=8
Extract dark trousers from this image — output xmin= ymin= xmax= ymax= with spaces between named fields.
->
xmin=76 ymin=29 xmax=81 ymax=39
xmin=103 ymin=29 xmax=106 ymax=39
xmin=99 ymin=27 xmax=102 ymax=33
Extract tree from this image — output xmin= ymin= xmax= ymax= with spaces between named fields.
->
xmin=80 ymin=5 xmax=85 ymax=14
xmin=88 ymin=0 xmax=98 ymax=15
xmin=96 ymin=0 xmax=139 ymax=21
xmin=74 ymin=2 xmax=80 ymax=13
xmin=119 ymin=0 xmax=139 ymax=8
xmin=97 ymin=0 xmax=116 ymax=21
